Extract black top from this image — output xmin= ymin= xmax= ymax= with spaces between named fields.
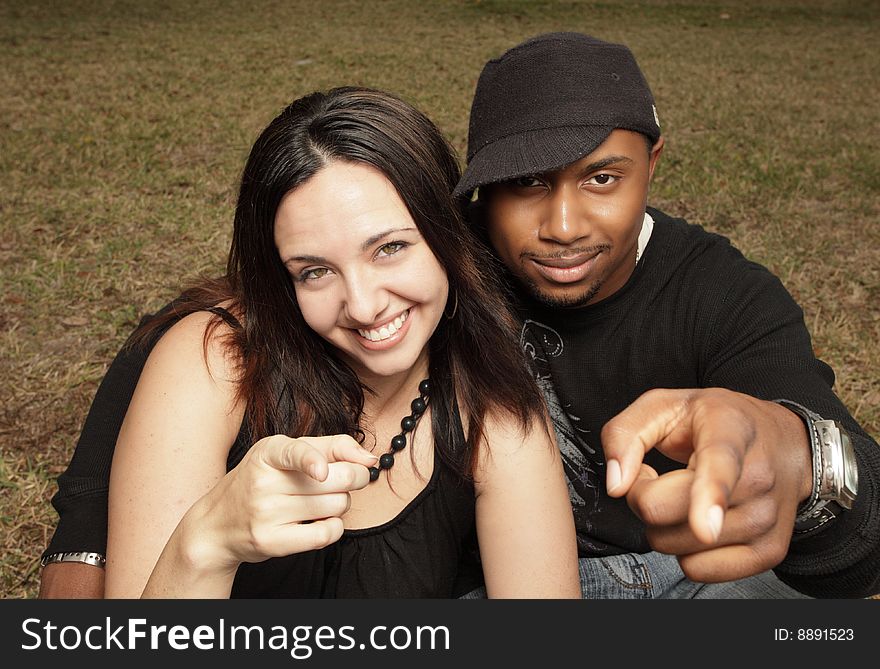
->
xmin=232 ymin=444 xmax=480 ymax=598
xmin=45 ymin=306 xmax=482 ymax=598
xmin=511 ymin=207 xmax=880 ymax=597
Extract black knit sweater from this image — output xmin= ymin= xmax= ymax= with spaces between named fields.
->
xmin=513 ymin=206 xmax=880 ymax=598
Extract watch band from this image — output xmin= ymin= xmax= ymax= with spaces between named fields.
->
xmin=794 ymin=403 xmax=824 ymax=515
xmin=774 ymin=400 xmax=848 ymax=534
xmin=40 ymin=551 xmax=106 ymax=569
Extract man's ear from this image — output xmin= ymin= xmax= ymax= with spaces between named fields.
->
xmin=648 ymin=136 xmax=665 ymax=182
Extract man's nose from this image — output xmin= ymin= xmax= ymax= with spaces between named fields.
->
xmin=538 ymin=185 xmax=590 ymax=245
xmin=343 ymin=271 xmax=390 ymax=326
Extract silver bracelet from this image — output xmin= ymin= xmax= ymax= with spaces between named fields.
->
xmin=40 ymin=551 xmax=106 ymax=569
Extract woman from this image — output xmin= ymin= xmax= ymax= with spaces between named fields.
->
xmin=103 ymin=87 xmax=579 ymax=598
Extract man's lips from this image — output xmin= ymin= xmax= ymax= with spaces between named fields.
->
xmin=527 ymin=251 xmax=602 ymax=284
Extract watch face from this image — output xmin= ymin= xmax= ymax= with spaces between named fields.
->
xmin=841 ymin=430 xmax=859 ymax=495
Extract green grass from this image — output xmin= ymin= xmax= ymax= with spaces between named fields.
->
xmin=1 ymin=0 xmax=878 ymax=598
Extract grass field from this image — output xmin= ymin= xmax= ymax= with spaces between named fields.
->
xmin=1 ymin=0 xmax=878 ymax=598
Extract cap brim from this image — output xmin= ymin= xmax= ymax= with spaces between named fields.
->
xmin=453 ymin=125 xmax=613 ymax=198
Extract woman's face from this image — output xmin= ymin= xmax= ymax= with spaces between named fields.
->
xmin=274 ymin=160 xmax=449 ymax=382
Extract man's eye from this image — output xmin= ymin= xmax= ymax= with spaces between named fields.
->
xmin=300 ymin=267 xmax=330 ymax=282
xmin=586 ymin=173 xmax=617 ymax=186
xmin=512 ymin=176 xmax=543 ymax=188
xmin=377 ymin=242 xmax=406 ymax=257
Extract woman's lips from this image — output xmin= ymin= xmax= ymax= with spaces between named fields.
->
xmin=529 ymin=252 xmax=601 ymax=284
xmin=353 ymin=308 xmax=412 ymax=350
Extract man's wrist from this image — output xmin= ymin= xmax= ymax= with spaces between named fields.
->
xmin=773 ymin=400 xmax=859 ymax=535
xmin=768 ymin=399 xmax=815 ymax=503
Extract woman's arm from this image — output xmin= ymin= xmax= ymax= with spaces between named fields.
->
xmin=141 ymin=433 xmax=376 ymax=597
xmin=105 ymin=311 xmax=243 ymax=598
xmin=474 ymin=410 xmax=581 ymax=599
xmin=105 ymin=310 xmax=378 ymax=598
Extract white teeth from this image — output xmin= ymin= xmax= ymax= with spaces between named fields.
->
xmin=357 ymin=309 xmax=409 ymax=342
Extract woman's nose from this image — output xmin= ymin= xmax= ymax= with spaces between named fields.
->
xmin=342 ymin=272 xmax=390 ymax=326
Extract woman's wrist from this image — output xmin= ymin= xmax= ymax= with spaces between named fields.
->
xmin=142 ymin=507 xmax=240 ymax=598
xmin=174 ymin=503 xmax=241 ymax=576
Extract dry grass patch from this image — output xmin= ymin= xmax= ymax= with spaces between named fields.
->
xmin=1 ymin=0 xmax=877 ymax=597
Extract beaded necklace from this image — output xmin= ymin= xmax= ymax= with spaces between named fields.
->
xmin=368 ymin=379 xmax=430 ymax=482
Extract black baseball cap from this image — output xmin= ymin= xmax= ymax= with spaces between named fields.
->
xmin=454 ymin=32 xmax=661 ymax=198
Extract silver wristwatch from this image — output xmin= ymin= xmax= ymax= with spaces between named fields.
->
xmin=777 ymin=401 xmax=859 ymax=534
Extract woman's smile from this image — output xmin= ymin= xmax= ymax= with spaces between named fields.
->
xmin=353 ymin=307 xmax=412 ymax=350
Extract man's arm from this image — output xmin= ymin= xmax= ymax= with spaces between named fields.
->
xmin=603 ymin=388 xmax=813 ymax=579
xmin=704 ymin=264 xmax=879 ymax=597
xmin=604 ymin=247 xmax=879 ymax=597
xmin=39 ymin=563 xmax=104 ymax=599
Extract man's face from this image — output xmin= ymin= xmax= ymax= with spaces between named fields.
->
xmin=483 ymin=130 xmax=663 ymax=308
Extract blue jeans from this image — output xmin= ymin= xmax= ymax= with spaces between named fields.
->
xmin=462 ymin=551 xmax=811 ymax=599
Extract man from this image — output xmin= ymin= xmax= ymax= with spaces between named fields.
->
xmin=452 ymin=32 xmax=877 ymax=598
xmin=40 ymin=33 xmax=879 ymax=598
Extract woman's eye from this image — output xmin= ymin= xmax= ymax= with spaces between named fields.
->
xmin=377 ymin=242 xmax=406 ymax=257
xmin=586 ymin=173 xmax=618 ymax=186
xmin=300 ymin=267 xmax=330 ymax=282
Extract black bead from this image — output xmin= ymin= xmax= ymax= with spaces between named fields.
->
xmin=368 ymin=466 xmax=380 ymax=481
xmin=401 ymin=416 xmax=416 ymax=432
xmin=418 ymin=379 xmax=430 ymax=396
xmin=379 ymin=453 xmax=395 ymax=469
xmin=391 ymin=434 xmax=407 ymax=451
xmin=410 ymin=397 xmax=426 ymax=415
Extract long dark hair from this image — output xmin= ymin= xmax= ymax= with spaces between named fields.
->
xmin=134 ymin=87 xmax=545 ymax=477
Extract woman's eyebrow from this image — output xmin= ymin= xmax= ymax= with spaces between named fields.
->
xmin=283 ymin=227 xmax=418 ymax=265
xmin=360 ymin=226 xmax=418 ymax=251
xmin=283 ymin=253 xmax=325 ymax=266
